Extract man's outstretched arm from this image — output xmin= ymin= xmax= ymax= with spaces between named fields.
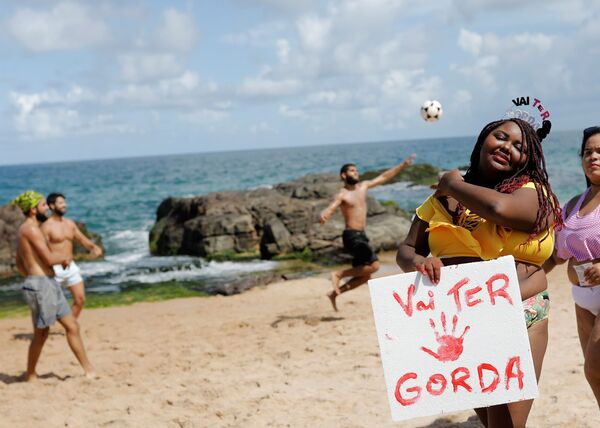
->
xmin=72 ymin=220 xmax=103 ymax=258
xmin=365 ymin=154 xmax=415 ymax=189
xmin=319 ymin=193 xmax=343 ymax=225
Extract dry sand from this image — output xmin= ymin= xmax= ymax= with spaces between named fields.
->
xmin=0 ymin=254 xmax=598 ymax=427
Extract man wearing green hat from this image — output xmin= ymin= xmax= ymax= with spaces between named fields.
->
xmin=13 ymin=191 xmax=96 ymax=381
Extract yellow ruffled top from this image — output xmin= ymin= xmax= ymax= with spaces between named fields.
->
xmin=415 ymin=182 xmax=554 ymax=267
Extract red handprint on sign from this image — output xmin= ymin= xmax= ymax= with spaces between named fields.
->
xmin=420 ymin=312 xmax=470 ymax=362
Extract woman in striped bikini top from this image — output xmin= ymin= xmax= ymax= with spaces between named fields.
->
xmin=545 ymin=126 xmax=600 ymax=409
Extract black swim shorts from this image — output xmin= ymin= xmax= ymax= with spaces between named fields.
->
xmin=342 ymin=229 xmax=379 ymax=267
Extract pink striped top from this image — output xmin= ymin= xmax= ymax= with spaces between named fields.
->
xmin=556 ymin=188 xmax=600 ymax=262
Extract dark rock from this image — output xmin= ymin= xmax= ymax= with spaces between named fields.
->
xmin=150 ymin=172 xmax=412 ymax=262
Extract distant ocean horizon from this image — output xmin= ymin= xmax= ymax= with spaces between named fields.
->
xmin=0 ymin=130 xmax=588 ymax=296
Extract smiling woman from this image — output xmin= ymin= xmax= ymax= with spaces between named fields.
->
xmin=397 ymin=117 xmax=562 ymax=428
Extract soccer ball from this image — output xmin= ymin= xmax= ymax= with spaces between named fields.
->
xmin=420 ymin=100 xmax=443 ymax=122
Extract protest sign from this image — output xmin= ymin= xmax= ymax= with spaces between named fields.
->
xmin=368 ymin=256 xmax=538 ymax=421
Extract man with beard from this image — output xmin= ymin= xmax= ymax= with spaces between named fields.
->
xmin=319 ymin=154 xmax=415 ymax=311
xmin=42 ymin=193 xmax=103 ymax=318
xmin=13 ymin=191 xmax=96 ymax=380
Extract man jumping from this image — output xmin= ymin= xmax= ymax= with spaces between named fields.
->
xmin=13 ymin=191 xmax=96 ymax=380
xmin=42 ymin=193 xmax=103 ymax=318
xmin=319 ymin=154 xmax=415 ymax=311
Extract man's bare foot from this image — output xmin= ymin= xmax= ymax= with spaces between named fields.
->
xmin=327 ymin=291 xmax=338 ymax=312
xmin=25 ymin=372 xmax=38 ymax=382
xmin=84 ymin=370 xmax=99 ymax=380
xmin=331 ymin=272 xmax=341 ymax=295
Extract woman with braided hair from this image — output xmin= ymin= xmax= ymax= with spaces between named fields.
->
xmin=397 ymin=118 xmax=562 ymax=427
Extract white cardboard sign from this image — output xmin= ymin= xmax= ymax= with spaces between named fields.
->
xmin=368 ymin=256 xmax=538 ymax=422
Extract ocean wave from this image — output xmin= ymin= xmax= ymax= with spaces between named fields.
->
xmin=201 ymin=260 xmax=277 ymax=277
xmin=106 ymin=228 xmax=149 ymax=251
xmin=101 ymin=259 xmax=276 ymax=285
xmin=249 ymin=184 xmax=273 ymax=190
xmin=80 ymin=254 xmax=277 ymax=286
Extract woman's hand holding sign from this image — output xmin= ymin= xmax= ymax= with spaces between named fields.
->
xmin=416 ymin=257 xmax=444 ymax=285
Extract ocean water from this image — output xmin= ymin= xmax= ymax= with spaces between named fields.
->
xmin=0 ymin=130 xmax=587 ymax=295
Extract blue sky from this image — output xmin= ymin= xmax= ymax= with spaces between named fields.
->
xmin=1 ymin=0 xmax=599 ymax=165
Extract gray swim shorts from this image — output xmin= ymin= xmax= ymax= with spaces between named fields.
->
xmin=22 ymin=276 xmax=71 ymax=328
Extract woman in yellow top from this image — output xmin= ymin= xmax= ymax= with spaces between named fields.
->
xmin=397 ymin=118 xmax=562 ymax=428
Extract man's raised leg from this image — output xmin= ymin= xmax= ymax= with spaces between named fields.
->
xmin=26 ymin=327 xmax=49 ymax=381
xmin=331 ymin=262 xmax=380 ymax=295
xmin=57 ymin=314 xmax=97 ymax=378
xmin=328 ymin=261 xmax=380 ymax=311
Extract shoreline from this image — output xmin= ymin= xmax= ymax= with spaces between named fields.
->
xmin=0 ymin=256 xmax=597 ymax=427
xmin=0 ymin=255 xmax=336 ymax=320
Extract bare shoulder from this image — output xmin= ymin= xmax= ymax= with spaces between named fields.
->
xmin=511 ymin=184 xmax=541 ymax=201
xmin=64 ymin=217 xmax=78 ymax=228
xmin=358 ymin=181 xmax=371 ymax=190
xmin=21 ymin=222 xmax=42 ymax=240
xmin=564 ymin=193 xmax=583 ymax=217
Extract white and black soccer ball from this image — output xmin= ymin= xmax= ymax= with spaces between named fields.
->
xmin=420 ymin=100 xmax=443 ymax=122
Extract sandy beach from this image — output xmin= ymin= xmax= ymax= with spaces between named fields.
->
xmin=0 ymin=254 xmax=597 ymax=428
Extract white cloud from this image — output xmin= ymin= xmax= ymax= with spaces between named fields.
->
xmin=240 ymin=0 xmax=321 ymax=15
xmin=360 ymin=107 xmax=406 ymax=130
xmin=8 ymin=71 xmax=225 ymax=139
xmin=157 ymin=8 xmax=197 ymax=51
xmin=276 ymin=38 xmax=291 ymax=63
xmin=240 ymin=69 xmax=303 ymax=97
xmin=222 ymin=21 xmax=286 ymax=46
xmin=381 ymin=69 xmax=443 ymax=107
xmin=279 ymin=104 xmax=308 ymax=119
xmin=296 ymin=15 xmax=331 ymax=51
xmin=104 ymin=71 xmax=218 ymax=107
xmin=181 ymin=109 xmax=229 ymax=126
xmin=451 ymin=55 xmax=499 ymax=92
xmin=8 ymin=2 xmax=109 ymax=52
xmin=458 ymin=29 xmax=482 ymax=56
xmin=119 ymin=53 xmax=183 ymax=82
xmin=10 ymin=87 xmax=132 ymax=139
xmin=452 ymin=0 xmax=540 ymax=18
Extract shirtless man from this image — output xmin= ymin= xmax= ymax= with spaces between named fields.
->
xmin=319 ymin=154 xmax=415 ymax=311
xmin=12 ymin=191 xmax=96 ymax=381
xmin=42 ymin=193 xmax=102 ymax=318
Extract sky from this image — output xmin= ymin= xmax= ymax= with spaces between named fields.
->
xmin=1 ymin=0 xmax=599 ymax=165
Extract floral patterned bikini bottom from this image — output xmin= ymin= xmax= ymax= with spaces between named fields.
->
xmin=523 ymin=291 xmax=549 ymax=329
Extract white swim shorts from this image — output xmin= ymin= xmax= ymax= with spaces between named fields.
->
xmin=53 ymin=261 xmax=83 ymax=288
